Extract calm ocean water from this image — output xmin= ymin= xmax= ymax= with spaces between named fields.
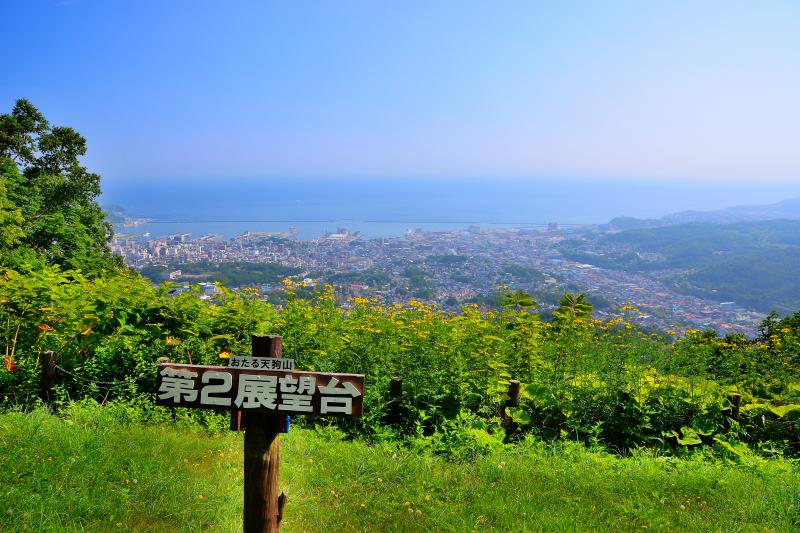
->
xmin=101 ymin=178 xmax=799 ymax=240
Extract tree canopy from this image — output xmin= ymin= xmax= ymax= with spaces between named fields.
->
xmin=0 ymin=99 xmax=119 ymax=273
xmin=553 ymin=292 xmax=593 ymax=324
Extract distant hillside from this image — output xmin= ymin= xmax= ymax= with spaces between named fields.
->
xmin=664 ymin=197 xmax=800 ymax=224
xmin=560 ymin=219 xmax=800 ymax=313
xmin=140 ymin=261 xmax=302 ymax=286
xmin=607 ymin=217 xmax=665 ymax=230
xmin=102 ymin=204 xmax=135 ymax=224
xmin=610 ymin=197 xmax=800 ymax=228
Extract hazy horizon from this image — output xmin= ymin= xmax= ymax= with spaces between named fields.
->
xmin=102 ymin=177 xmax=800 ymax=240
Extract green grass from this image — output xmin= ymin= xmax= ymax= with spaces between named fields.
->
xmin=1 ymin=406 xmax=798 ymax=532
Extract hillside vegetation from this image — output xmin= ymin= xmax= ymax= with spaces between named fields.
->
xmin=560 ymin=219 xmax=800 ymax=312
xmin=2 ymin=265 xmax=799 ymax=459
xmin=140 ymin=261 xmax=302 ymax=287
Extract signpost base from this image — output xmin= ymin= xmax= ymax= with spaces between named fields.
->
xmin=244 ymin=335 xmax=284 ymax=533
xmin=244 ymin=412 xmax=283 ymax=533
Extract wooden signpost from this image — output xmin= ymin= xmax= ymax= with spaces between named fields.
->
xmin=155 ymin=335 xmax=364 ymax=533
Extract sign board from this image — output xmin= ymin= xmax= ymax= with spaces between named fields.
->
xmin=228 ymin=356 xmax=295 ymax=371
xmin=156 ymin=363 xmax=364 ymax=417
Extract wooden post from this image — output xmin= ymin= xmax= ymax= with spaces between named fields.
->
xmin=506 ymin=380 xmax=520 ymax=408
xmin=730 ymin=393 xmax=741 ymax=421
xmin=157 ymin=357 xmax=177 ymax=421
xmin=387 ymin=376 xmax=403 ymax=425
xmin=231 ymin=410 xmax=242 ymax=431
xmin=40 ymin=351 xmax=57 ymax=406
xmin=498 ymin=379 xmax=521 ymax=417
xmin=500 ymin=380 xmax=521 ymax=435
xmin=229 ymin=347 xmax=241 ymax=431
xmin=390 ymin=376 xmax=403 ymax=398
xmin=243 ymin=335 xmax=285 ymax=533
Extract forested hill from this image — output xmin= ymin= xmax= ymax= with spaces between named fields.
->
xmin=559 ymin=219 xmax=800 ymax=313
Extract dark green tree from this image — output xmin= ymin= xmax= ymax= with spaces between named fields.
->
xmin=552 ymin=292 xmax=593 ymax=324
xmin=500 ymin=287 xmax=537 ymax=310
xmin=0 ymin=99 xmax=119 ymax=273
xmin=759 ymin=309 xmax=800 ymax=370
xmin=0 ymin=177 xmax=24 ymax=251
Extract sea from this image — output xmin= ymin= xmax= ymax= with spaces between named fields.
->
xmin=101 ymin=178 xmax=800 ymax=240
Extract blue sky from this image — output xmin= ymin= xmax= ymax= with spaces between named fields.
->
xmin=2 ymin=1 xmax=799 ymax=183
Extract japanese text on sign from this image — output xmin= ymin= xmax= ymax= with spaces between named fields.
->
xmin=156 ymin=364 xmax=364 ymax=417
xmin=228 ymin=356 xmax=295 ymax=371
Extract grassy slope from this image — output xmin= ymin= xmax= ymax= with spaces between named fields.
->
xmin=1 ymin=409 xmax=798 ymax=532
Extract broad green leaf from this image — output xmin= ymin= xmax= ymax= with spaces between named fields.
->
xmin=741 ymin=402 xmax=768 ymax=412
xmin=508 ymin=407 xmax=531 ymax=425
xmin=713 ymin=436 xmax=744 ymax=457
xmin=769 ymin=404 xmax=800 ymax=418
xmin=675 ymin=427 xmax=702 ymax=446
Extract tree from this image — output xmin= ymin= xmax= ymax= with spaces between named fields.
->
xmin=0 ymin=175 xmax=24 ymax=251
xmin=552 ymin=292 xmax=593 ymax=325
xmin=500 ymin=287 xmax=537 ymax=310
xmin=0 ymin=99 xmax=119 ymax=273
xmin=759 ymin=309 xmax=800 ymax=369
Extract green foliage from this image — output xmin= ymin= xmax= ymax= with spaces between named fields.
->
xmin=324 ymin=268 xmax=391 ymax=287
xmin=503 ymin=263 xmax=545 ymax=283
xmin=560 ymin=219 xmax=800 ymax=313
xmin=0 ymin=173 xmax=24 ymax=250
xmin=759 ymin=309 xmax=800 ymax=374
xmin=1 ymin=265 xmax=799 ymax=458
xmin=500 ymin=287 xmax=537 ymax=310
xmin=101 ymin=204 xmax=133 ymax=224
xmin=686 ymin=248 xmax=800 ymax=313
xmin=140 ymin=261 xmax=302 ymax=286
xmin=0 ymin=264 xmax=276 ymax=405
xmin=412 ymin=410 xmax=507 ymax=461
xmin=0 ymin=99 xmax=118 ymax=274
xmin=552 ymin=291 xmax=592 ymax=325
xmin=401 ymin=265 xmax=432 ymax=298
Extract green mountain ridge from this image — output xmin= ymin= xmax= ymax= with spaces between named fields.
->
xmin=562 ymin=219 xmax=800 ymax=313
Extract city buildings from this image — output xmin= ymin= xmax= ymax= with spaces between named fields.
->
xmin=112 ymin=226 xmax=765 ymax=337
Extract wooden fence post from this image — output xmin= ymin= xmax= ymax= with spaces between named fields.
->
xmin=156 ymin=357 xmax=177 ymax=421
xmin=243 ymin=335 xmax=286 ymax=533
xmin=388 ymin=376 xmax=403 ymax=425
xmin=730 ymin=393 xmax=741 ymax=421
xmin=506 ymin=380 xmax=520 ymax=408
xmin=40 ymin=351 xmax=57 ymax=406
xmin=500 ymin=380 xmax=521 ymax=435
